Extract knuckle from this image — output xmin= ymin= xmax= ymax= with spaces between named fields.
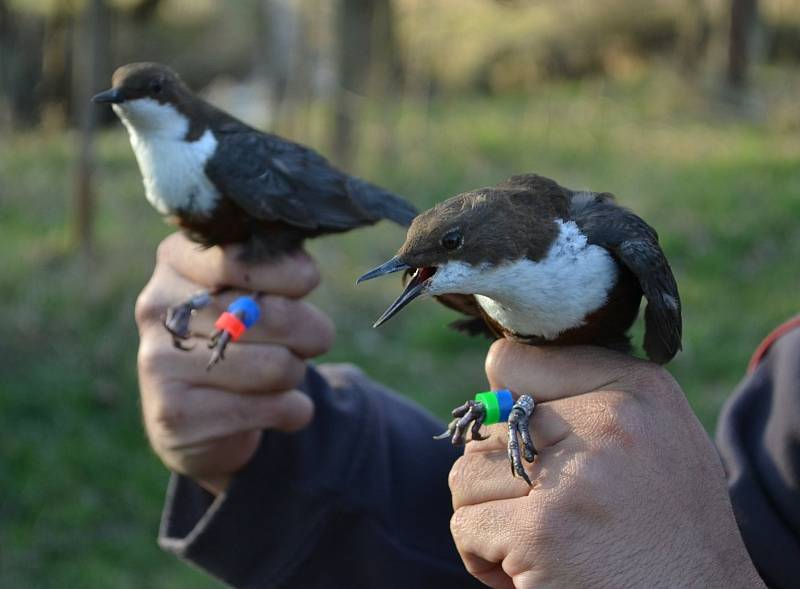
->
xmin=152 ymin=400 xmax=187 ymax=434
xmin=451 ymin=504 xmax=500 ymax=547
xmin=461 ymin=555 xmax=487 ymax=577
xmin=448 ymin=456 xmax=468 ymax=492
xmin=134 ymin=286 xmax=162 ymax=328
xmin=149 ymin=400 xmax=190 ymax=446
xmin=449 ymin=507 xmax=472 ymax=542
xmin=142 ymin=387 xmax=188 ymax=440
xmin=294 ymin=254 xmax=321 ymax=293
xmin=485 ymin=339 xmax=541 ymax=387
xmin=447 ymin=453 xmax=488 ymax=496
xmin=137 ymin=338 xmax=168 ymax=377
xmin=484 ymin=339 xmax=513 ymax=384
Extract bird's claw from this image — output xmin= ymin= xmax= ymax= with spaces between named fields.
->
xmin=171 ymin=338 xmax=196 ymax=351
xmin=206 ymin=328 xmax=232 ymax=370
xmin=433 ymin=399 xmax=488 ymax=445
xmin=508 ymin=395 xmax=537 ymax=485
xmin=164 ymin=291 xmax=212 ymax=349
xmin=435 ymin=394 xmax=537 ymax=484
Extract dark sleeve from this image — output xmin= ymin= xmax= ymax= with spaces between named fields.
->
xmin=158 ymin=363 xmax=483 ymax=589
xmin=716 ymin=324 xmax=800 ymax=589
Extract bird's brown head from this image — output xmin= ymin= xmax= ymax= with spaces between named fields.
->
xmin=92 ymin=63 xmax=196 ymax=137
xmin=92 ymin=62 xmax=188 ymax=106
xmin=357 ymin=174 xmax=571 ymax=326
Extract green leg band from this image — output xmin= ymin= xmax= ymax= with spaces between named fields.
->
xmin=475 ymin=391 xmax=500 ymax=424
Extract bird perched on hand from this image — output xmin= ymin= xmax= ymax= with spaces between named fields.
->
xmin=357 ymin=173 xmax=681 ymax=484
xmin=93 ymin=62 xmax=416 ymax=366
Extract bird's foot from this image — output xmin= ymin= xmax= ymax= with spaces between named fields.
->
xmin=507 ymin=394 xmax=537 ymax=485
xmin=207 ymin=327 xmax=233 ymax=370
xmin=433 ymin=399 xmax=488 ymax=445
xmin=205 ymin=295 xmax=262 ymax=370
xmin=164 ymin=291 xmax=213 ymax=349
xmin=434 ymin=391 xmax=537 ymax=484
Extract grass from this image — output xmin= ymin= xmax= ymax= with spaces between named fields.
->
xmin=2 ymin=69 xmax=799 ymax=586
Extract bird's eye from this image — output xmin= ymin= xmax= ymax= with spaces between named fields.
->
xmin=149 ymin=79 xmax=163 ymax=94
xmin=440 ymin=229 xmax=463 ymax=251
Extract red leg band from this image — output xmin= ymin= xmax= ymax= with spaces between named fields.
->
xmin=215 ymin=312 xmax=247 ymax=341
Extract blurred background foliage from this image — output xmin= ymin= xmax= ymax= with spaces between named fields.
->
xmin=1 ymin=0 xmax=799 ymax=586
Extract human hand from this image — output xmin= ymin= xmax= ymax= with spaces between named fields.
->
xmin=449 ymin=340 xmax=764 ymax=589
xmin=135 ymin=233 xmax=334 ymax=495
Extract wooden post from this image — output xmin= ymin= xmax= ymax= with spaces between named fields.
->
xmin=727 ymin=0 xmax=758 ymax=90
xmin=72 ymin=0 xmax=109 ymax=257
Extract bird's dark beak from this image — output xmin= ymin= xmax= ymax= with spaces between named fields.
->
xmin=371 ymin=266 xmax=436 ymax=328
xmin=356 ymin=256 xmax=410 ymax=284
xmin=91 ymin=87 xmax=125 ymax=104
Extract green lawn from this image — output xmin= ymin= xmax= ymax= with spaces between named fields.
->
xmin=2 ymin=70 xmax=799 ymax=586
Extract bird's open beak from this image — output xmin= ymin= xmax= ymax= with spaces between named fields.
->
xmin=91 ymin=87 xmax=125 ymax=104
xmin=357 ymin=257 xmax=436 ymax=327
xmin=356 ymin=256 xmax=409 ymax=284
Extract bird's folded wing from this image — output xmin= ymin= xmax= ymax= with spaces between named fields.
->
xmin=572 ymin=195 xmax=682 ymax=364
xmin=205 ymin=131 xmax=379 ymax=230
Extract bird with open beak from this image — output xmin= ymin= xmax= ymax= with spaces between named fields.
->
xmin=93 ymin=62 xmax=416 ymax=368
xmin=357 ymin=173 xmax=682 ymax=484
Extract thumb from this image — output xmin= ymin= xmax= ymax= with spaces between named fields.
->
xmin=485 ymin=339 xmax=665 ymax=402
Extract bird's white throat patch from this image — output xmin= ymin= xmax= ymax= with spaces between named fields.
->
xmin=113 ymin=98 xmax=219 ymax=216
xmin=427 ymin=219 xmax=618 ymax=339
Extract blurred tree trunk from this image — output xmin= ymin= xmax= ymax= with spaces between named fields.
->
xmin=330 ymin=0 xmax=370 ymax=169
xmin=727 ymin=0 xmax=759 ymax=89
xmin=368 ymin=0 xmax=403 ymax=95
xmin=329 ymin=0 xmax=400 ymax=169
xmin=676 ymin=0 xmax=710 ymax=75
xmin=0 ymin=5 xmax=45 ymax=130
xmin=368 ymin=0 xmax=403 ymax=162
xmin=258 ymin=0 xmax=308 ymax=136
xmin=40 ymin=1 xmax=74 ymax=128
xmin=0 ymin=0 xmax=9 ymax=132
xmin=71 ymin=0 xmax=111 ymax=257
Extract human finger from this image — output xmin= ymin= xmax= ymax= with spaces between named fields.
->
xmin=485 ymin=339 xmax=668 ymax=403
xmin=450 ymin=404 xmax=574 ymax=508
xmin=450 ymin=499 xmax=527 ymax=588
xmin=141 ymin=382 xmax=315 ymax=456
xmin=156 ymin=233 xmax=321 ymax=297
xmin=195 ymin=292 xmax=335 ymax=358
xmin=138 ymin=330 xmax=308 ymax=395
xmin=452 ymin=390 xmax=642 ymax=509
xmin=136 ymin=269 xmax=335 ymax=358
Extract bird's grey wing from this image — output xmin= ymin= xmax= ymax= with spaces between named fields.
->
xmin=572 ymin=194 xmax=682 ymax=364
xmin=206 ymin=131 xmax=416 ymax=230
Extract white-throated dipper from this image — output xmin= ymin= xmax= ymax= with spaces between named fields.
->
xmin=93 ymin=62 xmax=416 ymax=367
xmin=357 ymin=173 xmax=681 ymax=484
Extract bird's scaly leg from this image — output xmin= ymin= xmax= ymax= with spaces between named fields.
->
xmin=435 ymin=391 xmax=538 ymax=484
xmin=206 ymin=292 xmax=263 ymax=370
xmin=507 ymin=395 xmax=536 ymax=485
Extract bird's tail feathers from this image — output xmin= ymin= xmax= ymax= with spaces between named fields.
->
xmin=346 ymin=177 xmax=418 ymax=227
